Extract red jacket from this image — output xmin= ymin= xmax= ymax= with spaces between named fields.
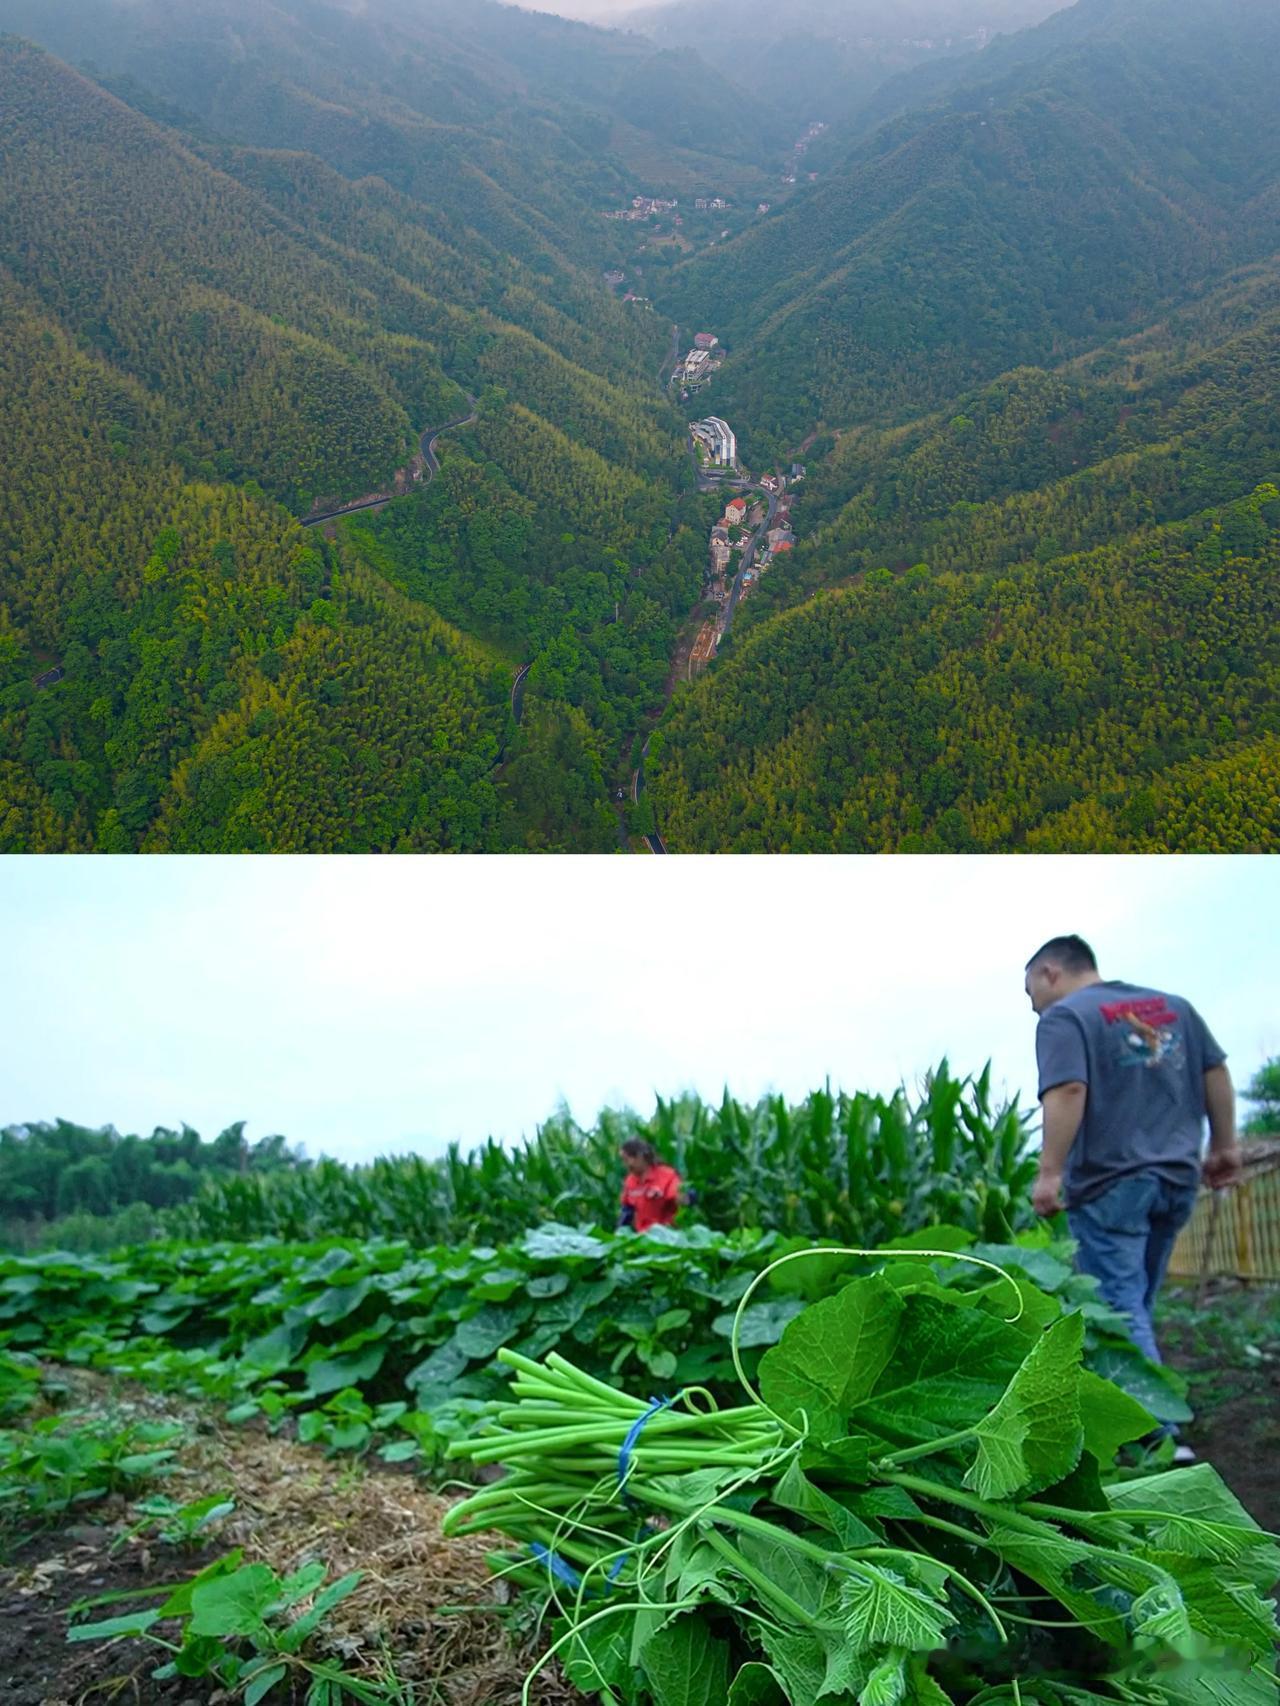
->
xmin=621 ymin=1163 xmax=681 ymax=1232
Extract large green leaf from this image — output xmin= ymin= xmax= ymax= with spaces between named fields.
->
xmin=736 ymin=1527 xmax=837 ymax=1618
xmin=838 ymin=1563 xmax=955 ymax=1654
xmin=66 ymin=1609 xmax=160 ymax=1642
xmin=1109 ymin=1463 xmax=1279 ymax=1576
xmin=774 ymin=1290 xmax=1027 ymax=1453
xmin=1144 ymin=1555 xmax=1280 ymax=1660
xmin=727 ymin=1663 xmax=787 ymax=1706
xmin=964 ymin=1313 xmax=1084 ymax=1499
xmin=308 ymin=1277 xmax=373 ymax=1325
xmin=968 ymin=1243 xmax=1073 ymax=1293
xmin=558 ymin=1615 xmax=635 ymax=1695
xmin=773 ymin=1458 xmax=881 ymax=1548
xmin=304 ymin=1344 xmax=385 ymax=1396
xmin=759 ymin=1276 xmax=904 ymax=1443
xmin=757 ymin=1626 xmax=830 ymax=1706
xmin=713 ymin=1299 xmax=808 ymax=1346
xmin=454 ymin=1303 xmax=531 ymax=1360
xmin=1076 ymin=1369 xmax=1156 ymax=1462
xmin=157 ymin=1549 xmax=244 ymax=1618
xmin=1087 ymin=1345 xmax=1192 ymax=1424
xmin=1154 ymin=1658 xmax=1280 ymax=1706
xmin=639 ymin=1613 xmax=731 ymax=1706
xmin=981 ymin=1523 xmax=1135 ymax=1647
xmin=188 ymin=1562 xmax=280 ymax=1639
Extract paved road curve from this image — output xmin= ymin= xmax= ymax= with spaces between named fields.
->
xmin=631 ymin=737 xmax=668 ymax=854
xmin=300 ymin=397 xmax=478 ymax=528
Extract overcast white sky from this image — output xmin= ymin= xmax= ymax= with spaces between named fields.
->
xmin=516 ymin=0 xmax=646 ymax=20
xmin=1 ymin=857 xmax=1274 ymax=1159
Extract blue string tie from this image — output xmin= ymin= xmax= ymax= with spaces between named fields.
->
xmin=527 ymin=1543 xmax=627 ymax=1593
xmin=617 ymin=1394 xmax=677 ymax=1502
xmin=528 ymin=1541 xmax=584 ymax=1591
xmin=527 ymin=1393 xmax=679 ymax=1594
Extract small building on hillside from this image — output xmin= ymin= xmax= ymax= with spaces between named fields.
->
xmin=723 ymin=497 xmax=747 ymax=526
xmin=694 ymin=332 xmax=719 ymax=350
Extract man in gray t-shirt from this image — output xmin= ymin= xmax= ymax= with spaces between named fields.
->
xmin=1025 ymin=934 xmax=1242 ymax=1374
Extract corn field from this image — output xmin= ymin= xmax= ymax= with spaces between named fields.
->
xmin=169 ymin=1061 xmax=1038 ymax=1248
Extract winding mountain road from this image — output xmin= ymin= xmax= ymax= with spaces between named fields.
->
xmin=300 ymin=397 xmax=478 ymax=528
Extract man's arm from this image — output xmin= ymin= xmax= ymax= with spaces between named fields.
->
xmin=1202 ymin=1063 xmax=1243 ymax=1189
xmin=1034 ymin=1082 xmax=1088 ymax=1215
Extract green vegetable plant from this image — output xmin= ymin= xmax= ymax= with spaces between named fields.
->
xmin=0 ymin=1217 xmax=1192 ymax=1477
xmin=112 ymin=1490 xmax=236 ymax=1553
xmin=68 ymin=1551 xmax=405 ymax=1705
xmin=0 ymin=1347 xmax=43 ymax=1418
xmin=0 ymin=1413 xmax=184 ymax=1524
xmin=443 ymin=1248 xmax=1280 ymax=1706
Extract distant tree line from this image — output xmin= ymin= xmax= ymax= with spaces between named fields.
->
xmin=0 ymin=1118 xmax=302 ymax=1250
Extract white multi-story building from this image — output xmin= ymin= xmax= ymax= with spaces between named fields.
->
xmin=691 ymin=416 xmax=737 ymax=468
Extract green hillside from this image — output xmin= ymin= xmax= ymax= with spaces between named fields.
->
xmin=0 ymin=32 xmax=703 ymax=851
xmin=648 ymin=480 xmax=1280 ymax=853
xmin=648 ymin=257 xmax=1280 ymax=852
xmin=628 ymin=0 xmax=1065 ymax=130
xmin=5 ymin=0 xmax=1280 ymax=854
xmin=659 ymin=0 xmax=1280 ymax=460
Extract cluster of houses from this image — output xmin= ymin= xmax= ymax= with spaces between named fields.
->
xmin=757 ymin=493 xmax=795 ymax=571
xmin=604 ymin=195 xmax=679 ymax=223
xmin=783 ymin=119 xmax=827 ymax=185
xmin=675 ymin=333 xmax=725 ymax=391
xmin=694 ymin=197 xmax=732 ymax=212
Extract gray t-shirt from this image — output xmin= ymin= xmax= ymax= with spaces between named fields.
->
xmin=1035 ymin=980 xmax=1227 ymax=1207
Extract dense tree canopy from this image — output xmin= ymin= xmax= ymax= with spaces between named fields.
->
xmin=649 ymin=485 xmax=1280 ymax=852
xmin=0 ymin=1118 xmax=299 ymax=1226
xmin=660 ymin=0 xmax=1280 ymax=461
xmin=4 ymin=0 xmax=1280 ymax=853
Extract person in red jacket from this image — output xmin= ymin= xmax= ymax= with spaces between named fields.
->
xmin=618 ymin=1138 xmax=682 ymax=1233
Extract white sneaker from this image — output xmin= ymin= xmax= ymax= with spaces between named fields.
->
xmin=1172 ymin=1444 xmax=1198 ymax=1467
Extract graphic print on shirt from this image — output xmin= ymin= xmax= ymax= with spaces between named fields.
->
xmin=1100 ymin=997 xmax=1185 ymax=1071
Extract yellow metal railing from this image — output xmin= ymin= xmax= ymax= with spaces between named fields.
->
xmin=1168 ymin=1145 xmax=1280 ymax=1282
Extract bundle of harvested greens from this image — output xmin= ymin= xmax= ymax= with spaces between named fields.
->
xmin=443 ymin=1252 xmax=1280 ymax=1706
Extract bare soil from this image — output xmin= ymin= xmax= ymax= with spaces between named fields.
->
xmin=0 ymin=1375 xmax=576 ymax=1706
xmin=1160 ymin=1279 xmax=1280 ymax=1531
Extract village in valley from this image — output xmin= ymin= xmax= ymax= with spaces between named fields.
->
xmin=676 ymin=333 xmax=802 ymax=677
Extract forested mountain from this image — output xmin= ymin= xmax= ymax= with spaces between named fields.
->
xmin=0 ymin=29 xmax=705 ymax=851
xmin=4 ymin=0 xmax=1279 ymax=854
xmin=647 ymin=270 xmax=1280 ymax=852
xmin=0 ymin=0 xmax=787 ymax=200
xmin=626 ymin=0 xmax=1065 ymax=131
xmin=660 ymin=0 xmax=1280 ymax=459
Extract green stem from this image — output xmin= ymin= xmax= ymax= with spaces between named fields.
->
xmin=699 ymin=1526 xmax=821 ymax=1629
xmin=880 ymin=1472 xmax=1060 ymax=1541
xmin=638 ymin=1485 xmax=836 ymax=1564
xmin=876 ymin=1427 xmax=977 ymax=1468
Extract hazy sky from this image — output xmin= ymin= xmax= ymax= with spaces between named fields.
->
xmin=1 ymin=857 xmax=1274 ymax=1160
xmin=516 ymin=0 xmax=646 ymax=20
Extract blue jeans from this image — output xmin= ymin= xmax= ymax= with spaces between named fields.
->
xmin=1068 ymin=1171 xmax=1199 ymax=1365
